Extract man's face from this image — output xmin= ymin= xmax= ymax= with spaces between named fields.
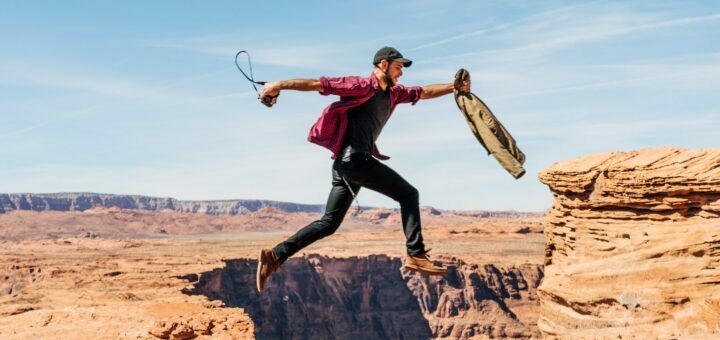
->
xmin=379 ymin=60 xmax=404 ymax=86
xmin=387 ymin=60 xmax=404 ymax=83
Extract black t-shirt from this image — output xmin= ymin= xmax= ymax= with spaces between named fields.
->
xmin=343 ymin=88 xmax=391 ymax=154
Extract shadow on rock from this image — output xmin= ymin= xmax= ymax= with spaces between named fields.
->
xmin=183 ymin=254 xmax=432 ymax=340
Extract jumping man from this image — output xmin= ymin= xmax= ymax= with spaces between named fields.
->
xmin=256 ymin=46 xmax=471 ymax=292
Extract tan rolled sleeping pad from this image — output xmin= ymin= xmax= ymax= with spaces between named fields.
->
xmin=454 ymin=68 xmax=526 ymax=179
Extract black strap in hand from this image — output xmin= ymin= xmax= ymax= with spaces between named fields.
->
xmin=235 ymin=50 xmax=278 ymax=107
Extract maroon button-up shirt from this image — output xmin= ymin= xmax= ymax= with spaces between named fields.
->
xmin=307 ymin=72 xmax=423 ymax=160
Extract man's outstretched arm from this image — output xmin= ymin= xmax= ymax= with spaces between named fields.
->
xmin=260 ymin=79 xmax=322 ymax=106
xmin=420 ymin=80 xmax=471 ymax=100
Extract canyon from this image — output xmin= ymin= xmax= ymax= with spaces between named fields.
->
xmin=1 ymin=206 xmax=544 ymax=339
xmin=4 ymin=147 xmax=718 ymax=338
xmin=189 ymin=255 xmax=542 ymax=339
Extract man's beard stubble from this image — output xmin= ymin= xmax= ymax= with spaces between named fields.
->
xmin=384 ymin=73 xmax=395 ymax=88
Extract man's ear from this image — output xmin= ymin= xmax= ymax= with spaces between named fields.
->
xmin=377 ymin=59 xmax=388 ymax=70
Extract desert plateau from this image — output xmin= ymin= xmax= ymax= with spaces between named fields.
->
xmin=2 ymin=147 xmax=720 ymax=339
xmin=1 ymin=194 xmax=545 ymax=339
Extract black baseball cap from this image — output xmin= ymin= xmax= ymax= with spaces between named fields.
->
xmin=373 ymin=46 xmax=412 ymax=67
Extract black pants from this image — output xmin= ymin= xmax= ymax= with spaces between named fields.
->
xmin=272 ymin=152 xmax=425 ymax=262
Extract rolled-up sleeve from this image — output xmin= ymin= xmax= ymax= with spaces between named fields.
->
xmin=319 ymin=76 xmax=370 ymax=97
xmin=394 ymin=85 xmax=423 ymax=105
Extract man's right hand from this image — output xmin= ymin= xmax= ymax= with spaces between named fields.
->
xmin=260 ymin=82 xmax=281 ymax=107
xmin=258 ymin=79 xmax=322 ymax=106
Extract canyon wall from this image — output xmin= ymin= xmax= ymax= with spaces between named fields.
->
xmin=188 ymin=254 xmax=543 ymax=339
xmin=537 ymin=147 xmax=720 ymax=338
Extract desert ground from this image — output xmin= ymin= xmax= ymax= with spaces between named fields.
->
xmin=1 ymin=207 xmax=545 ymax=339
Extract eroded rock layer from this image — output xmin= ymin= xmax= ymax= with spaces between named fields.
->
xmin=189 ymin=255 xmax=543 ymax=339
xmin=538 ymin=147 xmax=720 ymax=338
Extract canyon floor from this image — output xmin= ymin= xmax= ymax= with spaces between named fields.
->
xmin=1 ymin=208 xmax=545 ymax=339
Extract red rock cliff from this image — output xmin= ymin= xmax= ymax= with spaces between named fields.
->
xmin=189 ymin=254 xmax=543 ymax=339
xmin=538 ymin=147 xmax=720 ymax=338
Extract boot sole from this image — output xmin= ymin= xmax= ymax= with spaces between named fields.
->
xmin=256 ymin=249 xmax=264 ymax=292
xmin=404 ymin=263 xmax=447 ymax=276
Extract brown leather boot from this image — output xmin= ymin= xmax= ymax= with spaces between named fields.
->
xmin=256 ymin=249 xmax=282 ymax=292
xmin=404 ymin=249 xmax=447 ymax=276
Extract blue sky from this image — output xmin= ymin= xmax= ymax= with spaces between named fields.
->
xmin=1 ymin=1 xmax=718 ymax=212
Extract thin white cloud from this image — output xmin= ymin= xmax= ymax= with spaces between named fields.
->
xmin=504 ymin=12 xmax=720 ymax=57
xmin=0 ymin=105 xmax=100 ymax=140
xmin=440 ymin=12 xmax=720 ymax=64
xmin=487 ymin=64 xmax=720 ymax=102
xmin=0 ymin=62 xmax=251 ymax=140
xmin=1 ymin=63 xmax=144 ymax=99
xmin=145 ymin=37 xmax=361 ymax=71
xmin=513 ymin=116 xmax=718 ymax=139
xmin=405 ymin=51 xmax=720 ymax=106
xmin=408 ymin=3 xmax=595 ymax=51
xmin=0 ymin=61 xmax=231 ymax=100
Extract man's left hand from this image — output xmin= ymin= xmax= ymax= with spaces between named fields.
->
xmin=457 ymin=80 xmax=471 ymax=93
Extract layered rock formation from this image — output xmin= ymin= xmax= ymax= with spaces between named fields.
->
xmin=0 ymin=238 xmax=256 ymax=339
xmin=0 ymin=193 xmax=325 ymax=215
xmin=188 ymin=255 xmax=543 ymax=339
xmin=0 ymin=193 xmax=543 ymax=220
xmin=1 ymin=263 xmax=42 ymax=296
xmin=408 ymin=260 xmax=542 ymax=338
xmin=538 ymin=147 xmax=720 ymax=338
xmin=0 ymin=206 xmax=545 ymax=339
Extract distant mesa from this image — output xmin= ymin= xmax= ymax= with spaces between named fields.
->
xmin=0 ymin=193 xmax=544 ymax=218
xmin=0 ymin=193 xmax=325 ymax=216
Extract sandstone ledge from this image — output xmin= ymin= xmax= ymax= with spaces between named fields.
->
xmin=539 ymin=147 xmax=720 ymax=220
xmin=537 ymin=147 xmax=720 ymax=338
